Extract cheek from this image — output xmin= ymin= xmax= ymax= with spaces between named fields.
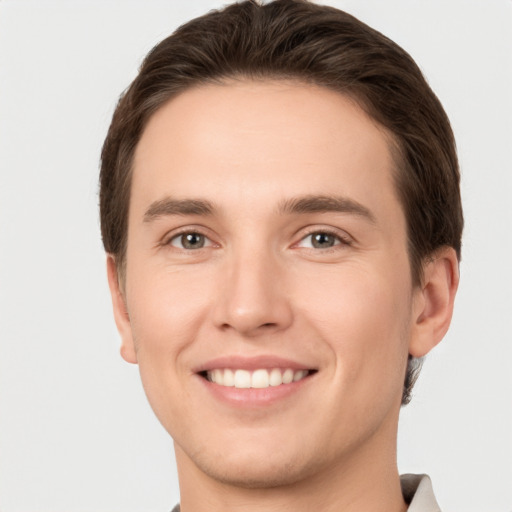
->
xmin=124 ymin=268 xmax=214 ymax=430
xmin=296 ymin=262 xmax=412 ymax=393
xmin=125 ymin=265 xmax=211 ymax=365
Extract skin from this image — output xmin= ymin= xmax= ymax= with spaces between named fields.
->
xmin=107 ymin=80 xmax=459 ymax=512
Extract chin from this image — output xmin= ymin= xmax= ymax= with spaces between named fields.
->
xmin=198 ymin=457 xmax=312 ymax=489
xmin=180 ymin=438 xmax=326 ymax=490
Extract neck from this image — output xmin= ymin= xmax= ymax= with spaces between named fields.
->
xmin=175 ymin=418 xmax=407 ymax=512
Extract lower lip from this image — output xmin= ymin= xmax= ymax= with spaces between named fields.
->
xmin=197 ymin=374 xmax=314 ymax=407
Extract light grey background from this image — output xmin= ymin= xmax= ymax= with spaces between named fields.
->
xmin=1 ymin=1 xmax=511 ymax=511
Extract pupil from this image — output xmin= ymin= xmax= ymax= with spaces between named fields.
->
xmin=312 ymin=233 xmax=334 ymax=248
xmin=182 ymin=233 xmax=204 ymax=249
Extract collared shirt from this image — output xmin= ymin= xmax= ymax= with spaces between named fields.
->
xmin=171 ymin=473 xmax=441 ymax=512
xmin=401 ymin=474 xmax=441 ymax=512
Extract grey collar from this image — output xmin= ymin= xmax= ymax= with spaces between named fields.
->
xmin=401 ymin=474 xmax=441 ymax=512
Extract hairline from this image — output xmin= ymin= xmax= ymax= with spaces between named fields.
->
xmin=113 ymin=75 xmax=424 ymax=289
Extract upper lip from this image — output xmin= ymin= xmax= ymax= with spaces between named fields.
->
xmin=193 ymin=355 xmax=316 ymax=374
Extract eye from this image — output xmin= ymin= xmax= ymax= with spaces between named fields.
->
xmin=297 ymin=231 xmax=348 ymax=249
xmin=169 ymin=232 xmax=211 ymax=250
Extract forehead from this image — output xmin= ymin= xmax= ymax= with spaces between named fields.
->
xmin=131 ymin=79 xmax=401 ymax=224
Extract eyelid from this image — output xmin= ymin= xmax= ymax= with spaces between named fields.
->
xmin=160 ymin=225 xmax=219 ymax=249
xmin=157 ymin=224 xmax=353 ymax=251
xmin=169 ymin=232 xmax=213 ymax=249
xmin=293 ymin=226 xmax=353 ymax=249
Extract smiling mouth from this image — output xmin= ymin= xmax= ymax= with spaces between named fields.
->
xmin=200 ymin=368 xmax=316 ymax=389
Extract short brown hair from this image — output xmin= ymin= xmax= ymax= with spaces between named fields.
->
xmin=100 ymin=0 xmax=463 ymax=404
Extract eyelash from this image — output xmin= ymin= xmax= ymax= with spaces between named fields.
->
xmin=162 ymin=228 xmax=214 ymax=250
xmin=295 ymin=228 xmax=353 ymax=251
xmin=161 ymin=227 xmax=352 ymax=252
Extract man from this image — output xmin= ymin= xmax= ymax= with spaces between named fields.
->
xmin=100 ymin=1 xmax=462 ymax=510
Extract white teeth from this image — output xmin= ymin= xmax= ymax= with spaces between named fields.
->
xmin=251 ymin=369 xmax=269 ymax=388
xmin=269 ymin=368 xmax=282 ymax=386
xmin=213 ymin=369 xmax=223 ymax=385
xmin=293 ymin=370 xmax=307 ymax=382
xmin=234 ymin=369 xmax=251 ymax=388
xmin=223 ymin=368 xmax=234 ymax=387
xmin=282 ymin=368 xmax=294 ymax=384
xmin=205 ymin=368 xmax=310 ymax=388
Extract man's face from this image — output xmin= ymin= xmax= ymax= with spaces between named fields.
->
xmin=115 ymin=80 xmax=423 ymax=487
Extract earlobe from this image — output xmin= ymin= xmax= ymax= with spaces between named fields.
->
xmin=106 ymin=255 xmax=138 ymax=364
xmin=409 ymin=247 xmax=459 ymax=358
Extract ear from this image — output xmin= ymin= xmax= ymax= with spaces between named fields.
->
xmin=106 ymin=255 xmax=138 ymax=364
xmin=409 ymin=247 xmax=460 ymax=358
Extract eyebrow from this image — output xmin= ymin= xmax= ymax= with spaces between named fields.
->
xmin=143 ymin=194 xmax=376 ymax=223
xmin=144 ymin=197 xmax=215 ymax=222
xmin=278 ymin=194 xmax=376 ymax=223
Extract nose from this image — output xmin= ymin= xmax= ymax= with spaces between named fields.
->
xmin=212 ymin=246 xmax=293 ymax=337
